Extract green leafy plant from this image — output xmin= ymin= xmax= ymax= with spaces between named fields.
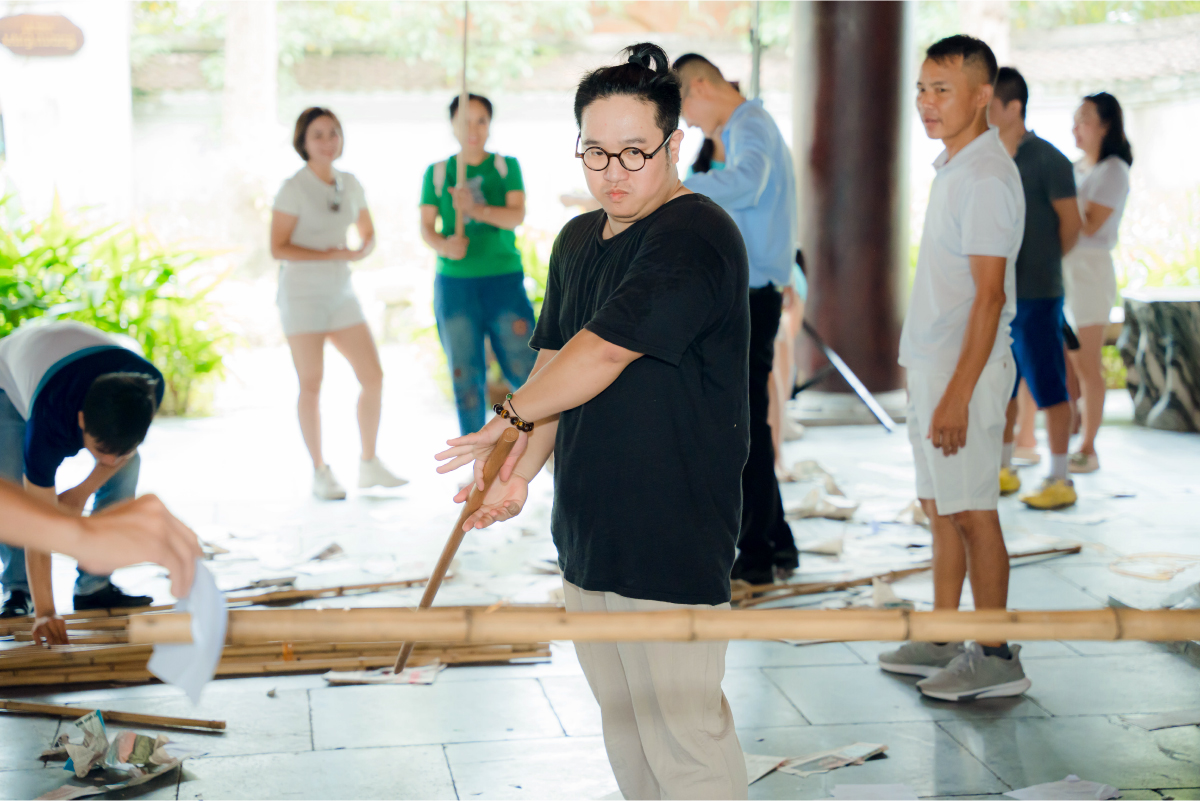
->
xmin=0 ymin=197 xmax=231 ymax=416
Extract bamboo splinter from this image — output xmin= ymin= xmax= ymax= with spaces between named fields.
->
xmin=392 ymin=427 xmax=520 ymax=672
xmin=131 ymin=607 xmax=1200 ymax=646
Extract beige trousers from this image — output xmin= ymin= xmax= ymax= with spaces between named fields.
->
xmin=563 ymin=580 xmax=748 ymax=800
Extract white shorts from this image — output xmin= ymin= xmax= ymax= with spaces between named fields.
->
xmin=277 ymin=265 xmax=366 ymax=337
xmin=906 ymin=357 xmax=1016 ymax=516
xmin=1063 ymin=248 xmax=1117 ymax=329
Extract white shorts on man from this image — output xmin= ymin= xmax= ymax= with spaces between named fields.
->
xmin=900 ymin=127 xmax=1024 ymax=513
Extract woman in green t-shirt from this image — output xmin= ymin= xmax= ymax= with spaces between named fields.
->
xmin=419 ymin=94 xmax=537 ymax=435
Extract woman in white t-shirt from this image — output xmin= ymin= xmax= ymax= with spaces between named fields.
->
xmin=269 ymin=107 xmax=405 ymax=499
xmin=1063 ymin=92 xmax=1133 ymax=474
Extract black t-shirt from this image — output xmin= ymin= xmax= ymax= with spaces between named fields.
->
xmin=530 ymin=193 xmax=750 ymax=606
xmin=25 ymin=349 xmax=165 ymax=488
xmin=1014 ymin=132 xmax=1077 ymax=299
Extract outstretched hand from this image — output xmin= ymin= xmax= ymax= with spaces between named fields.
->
xmin=435 ymin=417 xmax=528 ymax=492
xmin=78 ymin=495 xmax=204 ymax=599
xmin=455 ymin=473 xmax=529 ymax=532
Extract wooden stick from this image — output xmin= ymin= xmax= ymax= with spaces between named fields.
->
xmin=453 ymin=0 xmax=470 ymax=238
xmin=393 ymin=427 xmax=520 ymax=672
xmin=733 ymin=545 xmax=1084 ymax=607
xmin=132 ymin=607 xmax=1200 ymax=646
xmin=0 ymin=699 xmax=225 ymax=731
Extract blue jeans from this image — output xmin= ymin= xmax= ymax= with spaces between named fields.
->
xmin=434 ymin=272 xmax=538 ymax=435
xmin=0 ymin=389 xmax=137 ymax=597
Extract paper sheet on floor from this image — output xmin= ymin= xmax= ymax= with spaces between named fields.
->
xmin=743 ymin=753 xmax=789 ymax=785
xmin=1003 ymin=775 xmax=1120 ymax=800
xmin=37 ymin=710 xmax=203 ymax=800
xmin=832 ymin=784 xmax=917 ymax=799
xmin=323 ymin=662 xmax=446 ymax=685
xmin=777 ymin=742 xmax=887 ymax=778
xmin=146 ymin=559 xmax=228 ymax=704
xmin=1121 ymin=708 xmax=1200 ymax=731
xmin=786 ymin=486 xmax=860 ymax=521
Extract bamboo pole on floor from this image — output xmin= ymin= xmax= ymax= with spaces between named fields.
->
xmin=0 ymin=699 xmax=225 ymax=731
xmin=731 ymin=545 xmax=1083 ymax=606
xmin=130 ymin=607 xmax=1200 ymax=646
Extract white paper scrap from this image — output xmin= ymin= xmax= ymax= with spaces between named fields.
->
xmin=832 ymin=784 xmax=918 ymax=799
xmin=777 ymin=742 xmax=887 ymax=778
xmin=323 ymin=662 xmax=446 ymax=685
xmin=743 ymin=753 xmax=789 ymax=785
xmin=1004 ymin=775 xmax=1120 ymax=800
xmin=147 ymin=560 xmax=228 ymax=704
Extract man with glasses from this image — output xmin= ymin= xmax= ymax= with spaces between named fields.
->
xmin=435 ymin=43 xmax=751 ymax=798
xmin=0 ymin=321 xmax=162 ymax=643
xmin=674 ymin=53 xmax=799 ymax=585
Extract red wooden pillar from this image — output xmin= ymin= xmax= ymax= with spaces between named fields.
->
xmin=793 ymin=1 xmax=911 ymax=393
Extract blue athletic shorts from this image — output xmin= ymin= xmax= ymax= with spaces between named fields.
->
xmin=1010 ymin=297 xmax=1069 ymax=408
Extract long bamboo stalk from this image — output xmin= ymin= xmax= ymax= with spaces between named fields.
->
xmin=130 ymin=607 xmax=1200 ymax=646
xmin=453 ymin=0 xmax=470 ymax=238
xmin=732 ymin=545 xmax=1083 ymax=607
xmin=0 ymin=699 xmax=224 ymax=731
xmin=0 ymin=647 xmax=550 ymax=688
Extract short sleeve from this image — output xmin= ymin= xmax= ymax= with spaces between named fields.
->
xmin=529 ymin=237 xmax=565 ymax=352
xmin=504 ymin=157 xmax=525 ymax=193
xmin=420 ymin=164 xmax=438 ymax=206
xmin=273 ymin=177 xmax=302 ymax=216
xmin=961 ymin=176 xmax=1021 ymax=258
xmin=585 ymin=223 xmax=728 ymax=366
xmin=1045 ymin=148 xmax=1077 ymax=201
xmin=1088 ymin=159 xmax=1129 ymax=209
xmin=346 ymin=174 xmax=368 ymax=212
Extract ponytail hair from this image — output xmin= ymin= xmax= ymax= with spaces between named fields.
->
xmin=574 ymin=42 xmax=681 ymax=139
xmin=1085 ymin=92 xmax=1133 ymax=167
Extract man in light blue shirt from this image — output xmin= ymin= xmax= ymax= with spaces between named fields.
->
xmin=674 ymin=53 xmax=798 ymax=585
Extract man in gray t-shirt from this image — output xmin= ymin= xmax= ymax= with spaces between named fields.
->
xmin=990 ymin=67 xmax=1083 ymax=510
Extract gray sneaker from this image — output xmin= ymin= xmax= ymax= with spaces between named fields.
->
xmin=878 ymin=641 xmax=964 ymax=677
xmin=916 ymin=642 xmax=1032 ymax=701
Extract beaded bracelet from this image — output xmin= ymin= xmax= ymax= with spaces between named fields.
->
xmin=493 ymin=393 xmax=534 ymax=432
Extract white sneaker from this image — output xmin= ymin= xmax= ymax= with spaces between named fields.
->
xmin=358 ymin=457 xmax=408 ymax=489
xmin=313 ymin=465 xmax=347 ymax=500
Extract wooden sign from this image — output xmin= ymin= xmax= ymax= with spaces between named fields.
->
xmin=0 ymin=14 xmax=84 ymax=57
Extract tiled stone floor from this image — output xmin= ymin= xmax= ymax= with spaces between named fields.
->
xmin=1 ymin=344 xmax=1198 ymax=799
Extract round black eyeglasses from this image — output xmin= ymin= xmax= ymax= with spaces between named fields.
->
xmin=575 ymin=134 xmax=671 ymax=172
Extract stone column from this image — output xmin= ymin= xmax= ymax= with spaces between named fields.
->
xmin=792 ymin=1 xmax=911 ymax=393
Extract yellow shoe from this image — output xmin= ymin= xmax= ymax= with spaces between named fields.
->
xmin=999 ymin=467 xmax=1021 ymax=496
xmin=1019 ymin=478 xmax=1078 ymax=510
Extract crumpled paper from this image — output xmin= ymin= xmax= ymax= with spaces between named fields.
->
xmin=36 ymin=710 xmax=202 ymax=800
xmin=786 ymin=486 xmax=860 ymax=521
xmin=323 ymin=662 xmax=446 ymax=685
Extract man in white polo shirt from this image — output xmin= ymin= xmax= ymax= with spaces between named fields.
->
xmin=879 ymin=35 xmax=1030 ymax=701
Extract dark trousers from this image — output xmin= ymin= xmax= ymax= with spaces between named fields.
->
xmin=735 ymin=286 xmax=797 ymax=576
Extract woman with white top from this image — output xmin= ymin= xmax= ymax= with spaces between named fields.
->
xmin=1063 ymin=92 xmax=1133 ymax=474
xmin=270 ymin=107 xmax=405 ymax=499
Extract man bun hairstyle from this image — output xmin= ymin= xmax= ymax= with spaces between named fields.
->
xmin=1085 ymin=92 xmax=1134 ymax=166
xmin=82 ymin=373 xmax=159 ymax=456
xmin=926 ymin=34 xmax=998 ymax=86
xmin=292 ymin=107 xmax=343 ymax=161
xmin=995 ymin=67 xmax=1029 ymax=118
xmin=450 ymin=93 xmax=494 ymax=121
xmin=574 ymin=42 xmax=681 ymax=139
